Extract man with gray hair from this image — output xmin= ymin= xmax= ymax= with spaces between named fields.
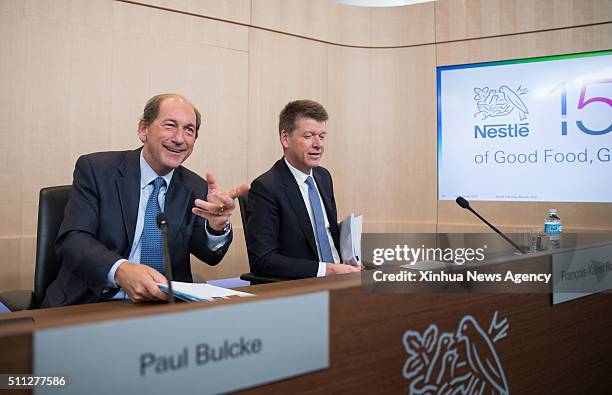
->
xmin=43 ymin=94 xmax=249 ymax=307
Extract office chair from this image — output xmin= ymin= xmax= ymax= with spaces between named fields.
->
xmin=237 ymin=192 xmax=250 ymax=241
xmin=237 ymin=193 xmax=287 ymax=285
xmin=0 ymin=185 xmax=71 ymax=311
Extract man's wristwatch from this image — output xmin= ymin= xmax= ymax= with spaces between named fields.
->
xmin=206 ymin=221 xmax=230 ymax=236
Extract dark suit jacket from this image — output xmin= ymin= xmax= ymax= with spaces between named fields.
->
xmin=246 ymin=158 xmax=340 ymax=278
xmin=43 ymin=148 xmax=232 ymax=307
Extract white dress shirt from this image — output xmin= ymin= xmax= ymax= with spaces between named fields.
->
xmin=284 ymin=158 xmax=340 ymax=277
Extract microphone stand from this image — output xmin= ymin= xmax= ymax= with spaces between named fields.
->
xmin=157 ymin=214 xmax=175 ymax=303
xmin=456 ymin=197 xmax=527 ymax=255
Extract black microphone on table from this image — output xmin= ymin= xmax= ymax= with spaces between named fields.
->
xmin=455 ymin=196 xmax=527 ymax=255
xmin=156 ymin=213 xmax=175 ymax=303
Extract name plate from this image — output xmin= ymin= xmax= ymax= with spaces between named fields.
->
xmin=552 ymin=244 xmax=612 ymax=305
xmin=34 ymin=292 xmax=329 ymax=394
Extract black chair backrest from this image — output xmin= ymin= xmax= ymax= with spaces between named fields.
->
xmin=237 ymin=192 xmax=251 ymax=240
xmin=33 ymin=185 xmax=71 ymax=308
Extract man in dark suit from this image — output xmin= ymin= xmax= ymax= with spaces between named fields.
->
xmin=43 ymin=94 xmax=249 ymax=307
xmin=246 ymin=100 xmax=361 ymax=278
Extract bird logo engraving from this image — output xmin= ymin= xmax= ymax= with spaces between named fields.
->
xmin=403 ymin=311 xmax=510 ymax=395
xmin=474 ymin=85 xmax=529 ymax=121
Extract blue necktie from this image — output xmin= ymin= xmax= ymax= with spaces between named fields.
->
xmin=305 ymin=176 xmax=334 ymax=263
xmin=141 ymin=177 xmax=165 ymax=273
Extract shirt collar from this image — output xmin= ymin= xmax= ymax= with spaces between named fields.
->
xmin=140 ymin=151 xmax=174 ymax=189
xmin=284 ymin=157 xmax=313 ymax=186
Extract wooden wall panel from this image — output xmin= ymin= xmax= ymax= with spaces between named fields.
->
xmin=149 ymin=3 xmax=188 ymax=42
xmin=0 ymin=10 xmax=26 ymax=243
xmin=328 ymin=0 xmax=435 ymax=46
xmin=247 ymin=28 xmax=329 ymax=180
xmin=124 ymin=0 xmax=252 ymax=51
xmin=135 ymin=0 xmax=251 ymax=24
xmin=24 ymin=0 xmax=71 ymax=22
xmin=113 ymin=0 xmax=153 ymax=35
xmin=20 ymin=237 xmax=35 ymax=289
xmin=184 ymin=12 xmax=249 ymax=51
xmin=368 ymin=3 xmax=434 ymax=47
xmin=0 ymin=11 xmax=26 ymax=210
xmin=109 ymin=28 xmax=152 ymax=150
xmin=326 ymin=46 xmax=371 ymax=221
xmin=113 ymin=0 xmax=250 ymax=50
xmin=68 ymin=25 xmax=113 ymax=164
xmin=0 ymin=238 xmax=21 ymax=291
xmin=21 ymin=17 xmax=73 ymax=207
xmin=185 ymin=0 xmax=251 ymax=24
xmin=326 ymin=45 xmax=438 ymax=233
xmin=436 ymin=23 xmax=612 ymax=66
xmin=71 ymin=0 xmax=114 ymax=29
xmin=0 ymin=204 xmax=21 ymax=238
xmin=252 ymin=0 xmax=435 ymax=47
xmin=328 ymin=2 xmax=374 ymax=45
xmin=0 ymin=0 xmax=26 ymax=13
xmin=251 ymin=0 xmax=331 ymax=42
xmin=435 ymin=0 xmax=612 ymax=42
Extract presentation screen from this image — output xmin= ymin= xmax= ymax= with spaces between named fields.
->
xmin=437 ymin=51 xmax=612 ymax=202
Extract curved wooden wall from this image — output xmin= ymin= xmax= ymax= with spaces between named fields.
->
xmin=0 ymin=0 xmax=610 ymax=289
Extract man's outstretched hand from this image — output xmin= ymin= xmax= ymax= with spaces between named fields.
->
xmin=192 ymin=171 xmax=250 ymax=231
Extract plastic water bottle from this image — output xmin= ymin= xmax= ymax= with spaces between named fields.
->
xmin=544 ymin=209 xmax=562 ymax=249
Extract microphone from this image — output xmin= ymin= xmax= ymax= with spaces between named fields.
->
xmin=156 ymin=213 xmax=175 ymax=303
xmin=455 ymin=197 xmax=527 ymax=254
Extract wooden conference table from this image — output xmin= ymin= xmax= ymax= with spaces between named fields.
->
xmin=0 ymin=252 xmax=611 ymax=394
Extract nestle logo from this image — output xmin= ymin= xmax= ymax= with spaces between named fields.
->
xmin=474 ymin=123 xmax=529 ymax=138
xmin=473 ymin=85 xmax=529 ymax=121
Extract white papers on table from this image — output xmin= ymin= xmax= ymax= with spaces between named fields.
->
xmin=157 ymin=281 xmax=254 ymax=302
xmin=339 ymin=213 xmax=363 ymax=266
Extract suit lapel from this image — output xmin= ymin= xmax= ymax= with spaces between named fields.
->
xmin=278 ymin=160 xmax=318 ymax=257
xmin=313 ymin=169 xmax=341 ymax=256
xmin=313 ymin=170 xmax=335 ymax=223
xmin=116 ymin=149 xmax=141 ymax=248
xmin=164 ymin=167 xmax=192 ymax=244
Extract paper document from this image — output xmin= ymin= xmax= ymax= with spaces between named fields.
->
xmin=339 ymin=213 xmax=363 ymax=266
xmin=158 ymin=281 xmax=254 ymax=302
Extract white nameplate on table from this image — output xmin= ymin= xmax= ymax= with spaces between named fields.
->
xmin=552 ymin=244 xmax=612 ymax=305
xmin=34 ymin=292 xmax=329 ymax=394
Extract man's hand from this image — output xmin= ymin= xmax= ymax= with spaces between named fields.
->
xmin=325 ymin=263 xmax=362 ymax=276
xmin=192 ymin=172 xmax=250 ymax=231
xmin=115 ymin=262 xmax=168 ymax=303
